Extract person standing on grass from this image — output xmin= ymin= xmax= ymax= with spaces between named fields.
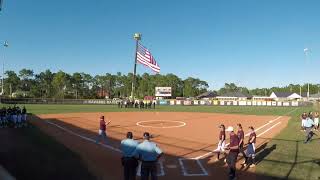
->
xmin=244 ymin=126 xmax=256 ymax=168
xmin=304 ymin=116 xmax=315 ymax=144
xmin=237 ymin=124 xmax=247 ymax=165
xmin=121 ymin=132 xmax=139 ymax=180
xmin=134 ymin=132 xmax=163 ymax=180
xmin=96 ymin=116 xmax=111 ymax=144
xmin=225 ymin=126 xmax=239 ymax=180
xmin=301 ymin=112 xmax=308 ymax=131
xmin=314 ymin=112 xmax=319 ymax=131
xmin=214 ymin=124 xmax=226 ymax=161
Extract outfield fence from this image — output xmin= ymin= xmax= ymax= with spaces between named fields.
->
xmin=0 ymin=97 xmax=314 ymax=107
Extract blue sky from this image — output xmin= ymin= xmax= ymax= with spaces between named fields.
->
xmin=0 ymin=0 xmax=320 ymax=89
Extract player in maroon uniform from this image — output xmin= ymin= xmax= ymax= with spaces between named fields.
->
xmin=237 ymin=124 xmax=247 ymax=165
xmin=214 ymin=124 xmax=226 ymax=161
xmin=244 ymin=126 xmax=256 ymax=168
xmin=96 ymin=116 xmax=111 ymax=144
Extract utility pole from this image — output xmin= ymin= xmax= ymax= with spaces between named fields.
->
xmin=1 ymin=41 xmax=8 ymax=95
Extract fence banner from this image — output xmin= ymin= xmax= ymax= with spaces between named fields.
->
xmin=271 ymin=102 xmax=277 ymax=106
xmin=257 ymin=101 xmax=262 ymax=106
xmin=193 ymin=100 xmax=199 ymax=105
xmin=227 ymin=101 xmax=232 ymax=106
xmin=220 ymin=101 xmax=225 ymax=106
xmin=200 ymin=100 xmax=206 ymax=105
xmin=252 ymin=101 xmax=257 ymax=106
xmin=233 ymin=101 xmax=238 ymax=106
xmin=291 ymin=101 xmax=299 ymax=106
xmin=277 ymin=102 xmax=282 ymax=106
xmin=176 ymin=100 xmax=181 ymax=105
xmin=170 ymin=100 xmax=175 ymax=105
xmin=213 ymin=100 xmax=218 ymax=105
xmin=267 ymin=102 xmax=272 ymax=106
xmin=247 ymin=101 xmax=252 ymax=106
xmin=262 ymin=101 xmax=267 ymax=106
xmin=184 ymin=100 xmax=192 ymax=105
xmin=283 ymin=102 xmax=290 ymax=106
xmin=239 ymin=101 xmax=246 ymax=106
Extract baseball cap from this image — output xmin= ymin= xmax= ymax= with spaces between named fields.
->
xmin=225 ymin=126 xmax=234 ymax=132
xmin=143 ymin=132 xmax=150 ymax=138
xmin=100 ymin=115 xmax=105 ymax=119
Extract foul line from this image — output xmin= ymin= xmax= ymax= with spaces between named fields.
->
xmin=46 ymin=120 xmax=121 ymax=153
xmin=257 ymin=121 xmax=282 ymax=137
xmin=193 ymin=116 xmax=282 ymax=160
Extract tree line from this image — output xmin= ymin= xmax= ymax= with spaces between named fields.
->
xmin=2 ymin=69 xmax=319 ymax=99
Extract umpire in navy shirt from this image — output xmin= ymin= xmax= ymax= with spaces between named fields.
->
xmin=133 ymin=132 xmax=163 ymax=180
xmin=121 ymin=132 xmax=139 ymax=180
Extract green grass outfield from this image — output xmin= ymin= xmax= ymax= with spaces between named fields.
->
xmin=2 ymin=104 xmax=319 ymax=180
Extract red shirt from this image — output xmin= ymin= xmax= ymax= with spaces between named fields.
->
xmin=100 ymin=120 xmax=106 ymax=131
xmin=248 ymin=132 xmax=256 ymax=144
xmin=237 ymin=130 xmax=244 ymax=142
xmin=219 ymin=131 xmax=226 ymax=141
xmin=229 ymin=134 xmax=239 ymax=153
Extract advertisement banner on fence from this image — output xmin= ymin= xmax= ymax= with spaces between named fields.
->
xmin=272 ymin=102 xmax=277 ymax=106
xmin=262 ymin=101 xmax=267 ymax=106
xmin=213 ymin=100 xmax=218 ymax=105
xmin=283 ymin=102 xmax=290 ymax=106
xmin=233 ymin=101 xmax=238 ymax=106
xmin=159 ymin=100 xmax=168 ymax=105
xmin=247 ymin=101 xmax=252 ymax=106
xmin=170 ymin=100 xmax=175 ymax=105
xmin=257 ymin=101 xmax=262 ymax=106
xmin=277 ymin=102 xmax=282 ymax=106
xmin=252 ymin=101 xmax=257 ymax=106
xmin=184 ymin=100 xmax=192 ymax=105
xmin=200 ymin=100 xmax=206 ymax=105
xmin=193 ymin=100 xmax=199 ymax=105
xmin=267 ymin=102 xmax=272 ymax=106
xmin=220 ymin=101 xmax=225 ymax=105
xmin=176 ymin=100 xmax=181 ymax=105
xmin=239 ymin=101 xmax=246 ymax=106
xmin=291 ymin=101 xmax=299 ymax=106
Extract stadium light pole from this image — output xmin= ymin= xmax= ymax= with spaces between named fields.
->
xmin=131 ymin=33 xmax=141 ymax=99
xmin=304 ymin=48 xmax=310 ymax=100
xmin=1 ymin=41 xmax=8 ymax=95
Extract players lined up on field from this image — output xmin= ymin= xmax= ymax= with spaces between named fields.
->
xmin=214 ymin=124 xmax=256 ymax=180
xmin=118 ymin=100 xmax=156 ymax=109
xmin=96 ymin=115 xmax=256 ymax=180
xmin=301 ymin=111 xmax=319 ymax=144
xmin=0 ymin=106 xmax=28 ymax=128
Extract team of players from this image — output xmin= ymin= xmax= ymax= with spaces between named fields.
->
xmin=214 ymin=124 xmax=257 ymax=180
xmin=0 ymin=106 xmax=28 ymax=128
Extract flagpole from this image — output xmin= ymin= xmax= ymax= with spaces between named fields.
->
xmin=131 ymin=33 xmax=141 ymax=99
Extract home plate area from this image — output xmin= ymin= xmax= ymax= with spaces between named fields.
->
xmin=136 ymin=158 xmax=208 ymax=177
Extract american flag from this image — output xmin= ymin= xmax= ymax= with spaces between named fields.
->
xmin=136 ymin=43 xmax=160 ymax=73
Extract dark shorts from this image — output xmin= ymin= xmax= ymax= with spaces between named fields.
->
xmin=227 ymin=151 xmax=238 ymax=167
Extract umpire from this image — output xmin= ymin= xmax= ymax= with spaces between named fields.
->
xmin=121 ymin=132 xmax=139 ymax=180
xmin=134 ymin=132 xmax=163 ymax=180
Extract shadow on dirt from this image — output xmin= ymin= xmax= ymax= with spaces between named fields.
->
xmin=2 ymin=115 xmax=318 ymax=180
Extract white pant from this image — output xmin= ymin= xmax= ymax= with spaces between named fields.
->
xmin=314 ymin=118 xmax=319 ymax=126
xmin=215 ymin=140 xmax=225 ymax=152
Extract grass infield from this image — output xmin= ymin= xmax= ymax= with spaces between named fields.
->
xmin=1 ymin=104 xmax=319 ymax=179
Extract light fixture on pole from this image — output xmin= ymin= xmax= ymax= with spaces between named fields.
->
xmin=131 ymin=33 xmax=142 ymax=99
